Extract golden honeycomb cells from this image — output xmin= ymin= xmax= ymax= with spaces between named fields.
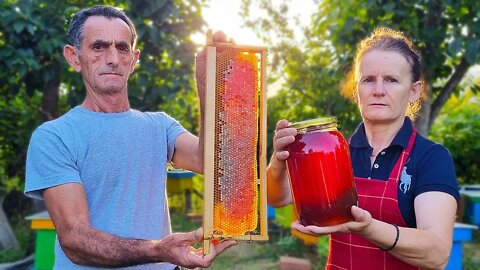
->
xmin=213 ymin=49 xmax=260 ymax=236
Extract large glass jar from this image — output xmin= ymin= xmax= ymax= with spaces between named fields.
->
xmin=286 ymin=117 xmax=358 ymax=227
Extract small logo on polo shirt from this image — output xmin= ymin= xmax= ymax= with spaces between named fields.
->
xmin=399 ymin=166 xmax=411 ymax=193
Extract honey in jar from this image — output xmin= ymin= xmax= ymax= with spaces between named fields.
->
xmin=286 ymin=117 xmax=357 ymax=226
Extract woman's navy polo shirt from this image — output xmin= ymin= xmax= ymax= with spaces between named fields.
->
xmin=349 ymin=117 xmax=460 ymax=228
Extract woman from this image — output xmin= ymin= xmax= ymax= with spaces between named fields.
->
xmin=267 ymin=27 xmax=459 ymax=270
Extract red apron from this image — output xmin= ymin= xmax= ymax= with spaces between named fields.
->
xmin=326 ymin=130 xmax=420 ymax=270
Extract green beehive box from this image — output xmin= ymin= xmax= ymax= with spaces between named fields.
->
xmin=35 ymin=229 xmax=56 ymax=269
xmin=274 ymin=204 xmax=294 ymax=228
xmin=26 ymin=211 xmax=56 ymax=270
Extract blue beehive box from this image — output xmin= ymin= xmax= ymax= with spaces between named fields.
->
xmin=167 ymin=170 xmax=196 ymax=194
xmin=461 ymin=185 xmax=480 ymax=226
xmin=445 ymin=223 xmax=477 ymax=270
xmin=267 ymin=205 xmax=275 ymax=219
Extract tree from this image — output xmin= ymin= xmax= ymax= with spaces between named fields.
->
xmin=430 ymin=79 xmax=480 ymax=185
xmin=241 ymin=0 xmax=480 ymax=136
xmin=0 ymin=0 xmax=206 ymax=252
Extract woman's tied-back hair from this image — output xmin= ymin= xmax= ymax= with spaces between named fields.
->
xmin=354 ymin=27 xmax=422 ymax=83
xmin=342 ymin=26 xmax=424 ymax=118
xmin=66 ymin=5 xmax=137 ymax=51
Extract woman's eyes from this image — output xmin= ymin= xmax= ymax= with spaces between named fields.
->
xmin=362 ymin=77 xmax=374 ymax=83
xmin=385 ymin=77 xmax=398 ymax=83
xmin=361 ymin=77 xmax=398 ymax=83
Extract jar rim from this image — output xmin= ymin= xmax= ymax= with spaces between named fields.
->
xmin=289 ymin=116 xmax=337 ymax=130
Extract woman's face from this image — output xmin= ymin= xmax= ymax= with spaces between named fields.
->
xmin=356 ymin=49 xmax=422 ymax=124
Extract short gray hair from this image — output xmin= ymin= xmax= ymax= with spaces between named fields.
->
xmin=66 ymin=5 xmax=137 ymax=50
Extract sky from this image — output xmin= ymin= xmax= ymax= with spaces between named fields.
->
xmin=192 ymin=0 xmax=317 ymax=96
xmin=192 ymin=0 xmax=316 ymax=46
xmin=192 ymin=1 xmax=261 ymax=46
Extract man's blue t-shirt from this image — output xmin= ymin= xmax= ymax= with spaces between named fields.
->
xmin=25 ymin=106 xmax=186 ymax=269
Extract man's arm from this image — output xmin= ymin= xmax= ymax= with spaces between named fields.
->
xmin=171 ymin=32 xmax=231 ymax=174
xmin=44 ymin=183 xmax=235 ymax=268
xmin=171 ymin=132 xmax=202 ymax=174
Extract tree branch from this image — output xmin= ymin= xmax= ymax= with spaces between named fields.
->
xmin=430 ymin=57 xmax=471 ymax=125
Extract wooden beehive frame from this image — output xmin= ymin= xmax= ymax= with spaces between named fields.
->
xmin=203 ymin=32 xmax=268 ymax=254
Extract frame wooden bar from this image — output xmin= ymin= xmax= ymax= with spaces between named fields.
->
xmin=202 ymin=37 xmax=268 ymax=255
xmin=258 ymin=49 xmax=268 ymax=242
xmin=203 ymin=45 xmax=217 ymax=253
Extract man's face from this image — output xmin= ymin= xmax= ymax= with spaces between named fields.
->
xmin=76 ymin=16 xmax=139 ymax=95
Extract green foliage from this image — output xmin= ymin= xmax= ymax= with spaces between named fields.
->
xmin=0 ymin=213 xmax=31 ymax=263
xmin=464 ymin=230 xmax=480 ymax=269
xmin=306 ymin=0 xmax=480 ymax=88
xmin=170 ymin=211 xmax=201 ymax=233
xmin=274 ymin=235 xmax=311 ymax=257
xmin=316 ymin=235 xmax=329 ymax=265
xmin=0 ymin=0 xmax=72 ymax=96
xmin=0 ymin=90 xmax=42 ymax=196
xmin=0 ymin=0 xmax=206 ymax=197
xmin=266 ymin=88 xmax=360 ymax=157
xmin=159 ymin=87 xmax=200 ymax=134
xmin=430 ymin=88 xmax=480 ymax=184
xmin=124 ymin=0 xmax=206 ymax=113
xmin=242 ymin=0 xmax=480 ymax=138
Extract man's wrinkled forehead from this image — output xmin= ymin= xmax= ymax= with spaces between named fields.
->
xmin=82 ymin=16 xmax=133 ymax=47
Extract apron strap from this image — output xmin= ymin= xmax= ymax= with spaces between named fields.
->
xmin=388 ymin=129 xmax=416 ymax=181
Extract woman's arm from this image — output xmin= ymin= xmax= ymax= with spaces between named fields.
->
xmin=267 ymin=119 xmax=297 ymax=207
xmin=386 ymin=191 xmax=457 ymax=269
xmin=293 ymin=191 xmax=457 ymax=270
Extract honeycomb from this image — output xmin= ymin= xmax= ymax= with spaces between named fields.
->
xmin=213 ymin=48 xmax=261 ymax=236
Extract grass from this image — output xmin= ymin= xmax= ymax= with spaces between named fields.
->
xmin=208 ymin=231 xmax=329 ymax=270
xmin=170 ymin=210 xmax=328 ymax=269
xmin=0 ymin=213 xmax=33 ymax=263
xmin=463 ymin=229 xmax=480 ymax=270
xmin=2 ymin=209 xmax=480 ymax=269
xmin=172 ymin=210 xmax=480 ymax=269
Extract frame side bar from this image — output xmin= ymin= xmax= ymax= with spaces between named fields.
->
xmin=203 ymin=46 xmax=217 ymax=255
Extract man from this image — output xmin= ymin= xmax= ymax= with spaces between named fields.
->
xmin=25 ymin=5 xmax=235 ymax=269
